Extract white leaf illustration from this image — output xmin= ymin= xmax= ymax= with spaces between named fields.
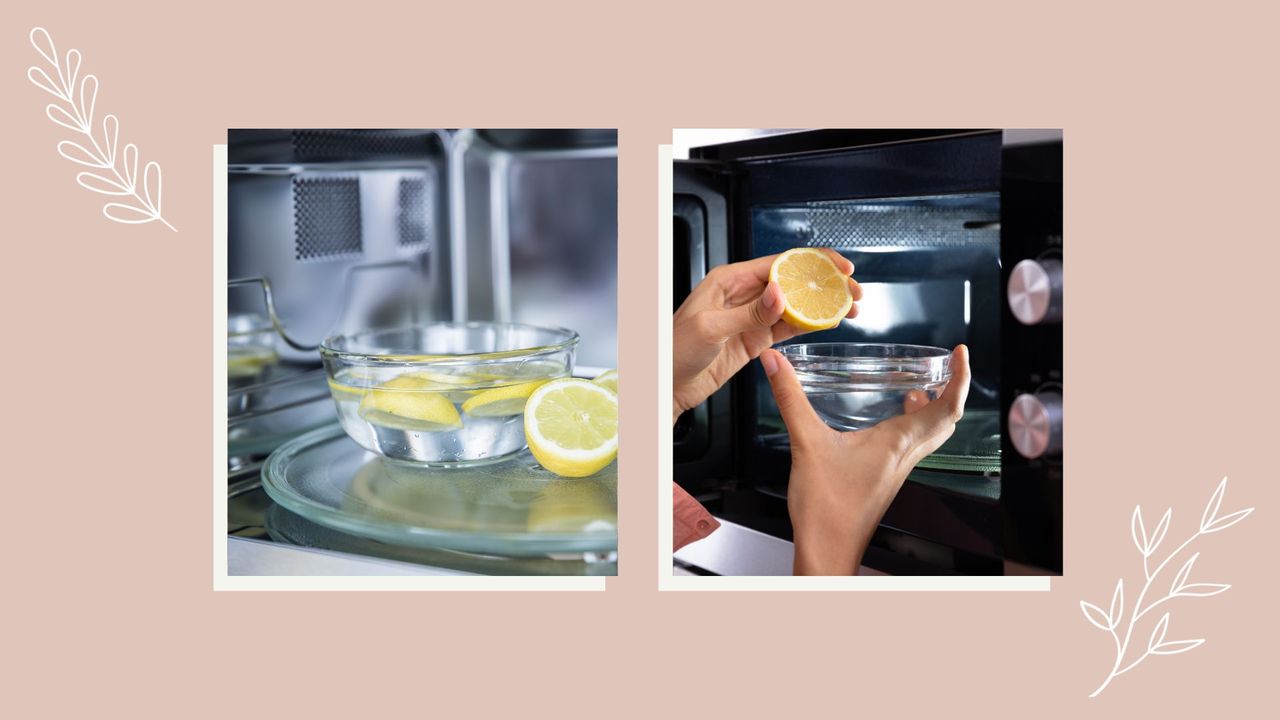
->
xmin=46 ymin=103 xmax=84 ymax=132
xmin=57 ymin=140 xmax=107 ymax=169
xmin=102 ymin=115 xmax=119 ymax=165
xmin=29 ymin=27 xmax=58 ymax=68
xmin=28 ymin=66 xmax=66 ymax=100
xmin=1176 ymin=583 xmax=1230 ymax=598
xmin=76 ymin=171 xmax=131 ymax=196
xmin=1148 ymin=508 xmax=1171 ymax=555
xmin=63 ymin=48 xmax=81 ymax=95
xmin=1108 ymin=579 xmax=1124 ymax=630
xmin=1131 ymin=506 xmax=1148 ymax=555
xmin=1205 ymin=508 xmax=1254 ymax=533
xmin=79 ymin=74 xmax=98 ymax=129
xmin=123 ymin=144 xmax=139 ymax=188
xmin=1148 ymin=612 xmax=1171 ymax=652
xmin=1080 ymin=601 xmax=1112 ymax=631
xmin=1150 ymin=639 xmax=1205 ymax=656
xmin=1200 ymin=477 xmax=1227 ymax=531
xmin=103 ymin=202 xmax=158 ymax=224
xmin=28 ymin=27 xmax=175 ymax=231
xmin=142 ymin=161 xmax=162 ymax=214
xmin=1171 ymin=552 xmax=1200 ymax=594
xmin=1085 ymin=476 xmax=1253 ymax=697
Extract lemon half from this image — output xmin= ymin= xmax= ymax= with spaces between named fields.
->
xmin=524 ymin=378 xmax=618 ymax=478
xmin=768 ymin=248 xmax=853 ymax=331
xmin=592 ymin=369 xmax=618 ymax=394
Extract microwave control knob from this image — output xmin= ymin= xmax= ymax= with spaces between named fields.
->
xmin=1007 ymin=258 xmax=1063 ymax=325
xmin=1008 ymin=391 xmax=1063 ymax=459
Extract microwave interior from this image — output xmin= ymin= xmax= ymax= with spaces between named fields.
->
xmin=674 ymin=130 xmax=1062 ymax=575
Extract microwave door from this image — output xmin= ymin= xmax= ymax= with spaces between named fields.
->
xmin=672 ymin=160 xmax=734 ymax=494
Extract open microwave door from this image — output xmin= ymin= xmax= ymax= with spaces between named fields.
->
xmin=672 ymin=160 xmax=733 ymax=495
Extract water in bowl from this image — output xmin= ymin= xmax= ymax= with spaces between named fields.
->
xmin=329 ymin=362 xmax=567 ymax=465
xmin=794 ymin=368 xmax=948 ymax=432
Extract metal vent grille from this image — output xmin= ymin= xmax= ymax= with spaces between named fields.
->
xmin=397 ymin=176 xmax=431 ymax=249
xmin=805 ymin=203 xmax=999 ymax=248
xmin=291 ymin=130 xmax=434 ymax=162
xmin=292 ymin=176 xmax=363 ymax=261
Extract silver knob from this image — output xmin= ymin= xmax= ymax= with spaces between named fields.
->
xmin=1008 ymin=391 xmax=1063 ymax=459
xmin=1007 ymin=258 xmax=1063 ymax=325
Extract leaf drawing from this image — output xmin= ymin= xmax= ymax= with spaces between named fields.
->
xmin=1084 ymin=477 xmax=1253 ymax=697
xmin=1080 ymin=601 xmax=1112 ymax=632
xmin=25 ymin=26 xmax=176 ymax=231
xmin=1131 ymin=506 xmax=1148 ymax=555
xmin=1108 ymin=579 xmax=1124 ymax=630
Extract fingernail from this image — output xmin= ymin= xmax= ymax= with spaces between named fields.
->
xmin=762 ymin=282 xmax=778 ymax=309
xmin=760 ymin=351 xmax=779 ymax=376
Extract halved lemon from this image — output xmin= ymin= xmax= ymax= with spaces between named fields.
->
xmin=461 ymin=379 xmax=551 ymax=417
xmin=524 ymin=378 xmax=618 ymax=478
xmin=592 ymin=369 xmax=618 ymax=394
xmin=768 ymin=248 xmax=853 ymax=331
xmin=358 ymin=372 xmax=462 ymax=432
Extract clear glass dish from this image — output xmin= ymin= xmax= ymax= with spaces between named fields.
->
xmin=779 ymin=343 xmax=953 ymax=431
xmin=261 ymin=424 xmax=617 ymax=557
xmin=320 ymin=323 xmax=578 ymax=465
xmin=228 ymin=313 xmax=279 ymax=417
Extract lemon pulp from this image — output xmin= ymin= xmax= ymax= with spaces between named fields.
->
xmin=769 ymin=248 xmax=853 ymax=331
xmin=524 ymin=379 xmax=618 ymax=478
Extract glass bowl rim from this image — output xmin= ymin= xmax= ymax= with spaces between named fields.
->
xmin=319 ymin=321 xmax=580 ymax=365
xmin=778 ymin=342 xmax=952 ymax=361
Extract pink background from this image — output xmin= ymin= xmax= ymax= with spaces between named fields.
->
xmin=3 ymin=0 xmax=1278 ymax=716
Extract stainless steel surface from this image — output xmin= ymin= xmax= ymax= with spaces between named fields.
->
xmin=456 ymin=130 xmax=618 ymax=368
xmin=1007 ymin=258 xmax=1063 ymax=326
xmin=1008 ymin=391 xmax=1063 ymax=459
xmin=1003 ymin=128 xmax=1064 ymax=146
xmin=674 ymin=518 xmax=795 ymax=576
xmin=228 ymin=130 xmax=451 ymax=362
xmin=227 ymin=536 xmax=472 ymax=576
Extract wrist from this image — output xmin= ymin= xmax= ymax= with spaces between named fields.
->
xmin=790 ymin=496 xmax=864 ymax=576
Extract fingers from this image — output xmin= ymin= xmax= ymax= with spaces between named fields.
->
xmin=759 ymin=349 xmax=826 ymax=437
xmin=900 ymin=344 xmax=971 ymax=461
xmin=699 ymin=282 xmax=786 ymax=340
xmin=902 ymin=390 xmax=930 ymax=415
xmin=847 ymin=277 xmax=863 ymax=304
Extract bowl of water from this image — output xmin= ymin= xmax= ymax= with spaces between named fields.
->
xmin=321 ymin=323 xmax=578 ymax=465
xmin=779 ymin=343 xmax=952 ymax=431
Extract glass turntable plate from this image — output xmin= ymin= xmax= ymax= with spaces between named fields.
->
xmin=914 ymin=409 xmax=1001 ymax=474
xmin=262 ymin=425 xmax=617 ymax=557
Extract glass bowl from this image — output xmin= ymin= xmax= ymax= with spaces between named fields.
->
xmin=779 ymin=343 xmax=952 ymax=431
xmin=320 ymin=323 xmax=578 ymax=465
xmin=227 ymin=313 xmax=279 ymax=417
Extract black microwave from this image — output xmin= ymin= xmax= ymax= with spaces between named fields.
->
xmin=673 ymin=129 xmax=1062 ymax=575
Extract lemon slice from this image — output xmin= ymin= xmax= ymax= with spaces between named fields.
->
xmin=524 ymin=379 xmax=618 ymax=478
xmin=227 ymin=347 xmax=278 ymax=378
xmin=461 ymin=379 xmax=551 ymax=417
xmin=592 ymin=369 xmax=618 ymax=394
xmin=768 ymin=248 xmax=853 ymax=331
xmin=358 ymin=372 xmax=462 ymax=432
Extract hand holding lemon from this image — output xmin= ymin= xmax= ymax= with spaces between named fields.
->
xmin=672 ymin=248 xmax=861 ymax=422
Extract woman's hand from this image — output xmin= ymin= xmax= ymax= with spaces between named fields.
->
xmin=759 ymin=344 xmax=972 ymax=575
xmin=672 ymin=250 xmax=861 ymax=424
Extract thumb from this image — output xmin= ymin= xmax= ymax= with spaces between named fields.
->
xmin=760 ymin=349 xmax=825 ymax=437
xmin=702 ymin=282 xmax=784 ymax=340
